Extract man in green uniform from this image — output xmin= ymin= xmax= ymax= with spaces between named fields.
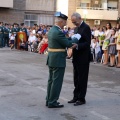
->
xmin=19 ymin=23 xmax=27 ymax=35
xmin=12 ymin=23 xmax=20 ymax=49
xmin=19 ymin=23 xmax=28 ymax=50
xmin=4 ymin=23 xmax=10 ymax=47
xmin=46 ymin=12 xmax=81 ymax=108
xmin=0 ymin=22 xmax=4 ymax=48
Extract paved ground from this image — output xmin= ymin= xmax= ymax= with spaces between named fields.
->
xmin=0 ymin=47 xmax=120 ymax=120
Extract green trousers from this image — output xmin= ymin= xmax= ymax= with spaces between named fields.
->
xmin=0 ymin=36 xmax=3 ymax=48
xmin=46 ymin=67 xmax=65 ymax=106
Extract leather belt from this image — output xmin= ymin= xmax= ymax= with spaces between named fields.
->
xmin=48 ymin=48 xmax=66 ymax=52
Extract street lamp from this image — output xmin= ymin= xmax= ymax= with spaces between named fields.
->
xmin=83 ymin=10 xmax=88 ymax=22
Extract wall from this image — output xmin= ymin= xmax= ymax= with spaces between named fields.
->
xmin=56 ymin=0 xmax=68 ymax=16
xmin=26 ymin=0 xmax=54 ymax=11
xmin=0 ymin=8 xmax=24 ymax=24
xmin=67 ymin=0 xmax=76 ymax=27
xmin=0 ymin=0 xmax=13 ymax=8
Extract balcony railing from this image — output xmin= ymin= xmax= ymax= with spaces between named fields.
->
xmin=76 ymin=7 xmax=118 ymax=20
xmin=76 ymin=7 xmax=118 ymax=11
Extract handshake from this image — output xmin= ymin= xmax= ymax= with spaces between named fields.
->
xmin=71 ymin=33 xmax=81 ymax=40
xmin=67 ymin=34 xmax=81 ymax=58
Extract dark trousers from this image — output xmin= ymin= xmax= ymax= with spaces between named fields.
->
xmin=46 ymin=67 xmax=65 ymax=106
xmin=4 ymin=36 xmax=9 ymax=47
xmin=73 ymin=63 xmax=89 ymax=101
xmin=100 ymin=46 xmax=103 ymax=55
xmin=15 ymin=36 xmax=17 ymax=49
xmin=0 ymin=36 xmax=3 ymax=48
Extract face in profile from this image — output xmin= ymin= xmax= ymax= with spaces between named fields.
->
xmin=71 ymin=16 xmax=81 ymax=27
xmin=61 ymin=20 xmax=67 ymax=29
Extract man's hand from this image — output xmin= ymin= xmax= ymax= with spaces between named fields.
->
xmin=71 ymin=33 xmax=81 ymax=40
xmin=71 ymin=43 xmax=78 ymax=49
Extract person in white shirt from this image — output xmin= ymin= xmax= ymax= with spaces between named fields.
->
xmin=98 ymin=28 xmax=104 ymax=36
xmin=10 ymin=33 xmax=15 ymax=49
xmin=98 ymin=27 xmax=104 ymax=54
xmin=28 ymin=32 xmax=37 ymax=51
xmin=92 ymin=37 xmax=101 ymax=63
xmin=102 ymin=23 xmax=112 ymax=65
xmin=94 ymin=28 xmax=99 ymax=37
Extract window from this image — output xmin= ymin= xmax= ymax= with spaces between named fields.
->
xmin=24 ymin=14 xmax=54 ymax=26
xmin=24 ymin=14 xmax=38 ymax=27
xmin=107 ymin=0 xmax=118 ymax=9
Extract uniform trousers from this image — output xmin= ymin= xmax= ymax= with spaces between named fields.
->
xmin=4 ymin=36 xmax=9 ymax=47
xmin=46 ymin=67 xmax=65 ymax=106
xmin=0 ymin=35 xmax=3 ymax=48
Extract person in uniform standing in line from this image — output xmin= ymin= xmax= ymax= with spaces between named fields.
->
xmin=0 ymin=22 xmax=4 ymax=48
xmin=4 ymin=23 xmax=10 ymax=47
xmin=19 ymin=23 xmax=28 ymax=50
xmin=19 ymin=23 xmax=27 ymax=35
xmin=68 ymin=12 xmax=91 ymax=106
xmin=46 ymin=12 xmax=81 ymax=108
xmin=12 ymin=23 xmax=19 ymax=49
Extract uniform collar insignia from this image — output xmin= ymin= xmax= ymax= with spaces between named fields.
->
xmin=58 ymin=29 xmax=63 ymax=32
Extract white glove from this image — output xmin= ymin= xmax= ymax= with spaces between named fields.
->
xmin=71 ymin=33 xmax=81 ymax=40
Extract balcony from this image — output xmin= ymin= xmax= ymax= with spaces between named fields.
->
xmin=76 ymin=7 xmax=118 ymax=20
xmin=0 ymin=0 xmax=13 ymax=8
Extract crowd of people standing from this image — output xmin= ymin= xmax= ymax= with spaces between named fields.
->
xmin=91 ymin=23 xmax=120 ymax=68
xmin=1 ymin=11 xmax=120 ymax=109
xmin=0 ymin=21 xmax=120 ymax=68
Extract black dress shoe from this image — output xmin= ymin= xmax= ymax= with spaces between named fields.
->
xmin=68 ymin=99 xmax=77 ymax=103
xmin=48 ymin=104 xmax=64 ymax=108
xmin=74 ymin=100 xmax=86 ymax=106
xmin=46 ymin=102 xmax=60 ymax=106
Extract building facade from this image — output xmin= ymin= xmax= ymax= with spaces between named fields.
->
xmin=0 ymin=0 xmax=56 ymax=26
xmin=0 ymin=0 xmax=120 ymax=27
xmin=67 ymin=0 xmax=119 ymax=27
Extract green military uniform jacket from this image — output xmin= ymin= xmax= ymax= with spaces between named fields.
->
xmin=19 ymin=27 xmax=27 ymax=35
xmin=4 ymin=27 xmax=9 ymax=37
xmin=12 ymin=27 xmax=19 ymax=35
xmin=0 ymin=26 xmax=4 ymax=37
xmin=46 ymin=25 xmax=78 ymax=68
xmin=0 ymin=26 xmax=4 ymax=47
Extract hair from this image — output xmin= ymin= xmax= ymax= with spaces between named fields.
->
xmin=55 ymin=17 xmax=64 ymax=23
xmin=106 ymin=22 xmax=112 ymax=29
xmin=71 ymin=12 xmax=81 ymax=19
xmin=112 ymin=28 xmax=116 ymax=34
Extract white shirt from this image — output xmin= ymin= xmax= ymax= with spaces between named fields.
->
xmin=92 ymin=42 xmax=100 ymax=54
xmin=28 ymin=35 xmax=37 ymax=43
xmin=98 ymin=31 xmax=104 ymax=36
xmin=10 ymin=36 xmax=15 ymax=41
xmin=94 ymin=30 xmax=99 ymax=37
